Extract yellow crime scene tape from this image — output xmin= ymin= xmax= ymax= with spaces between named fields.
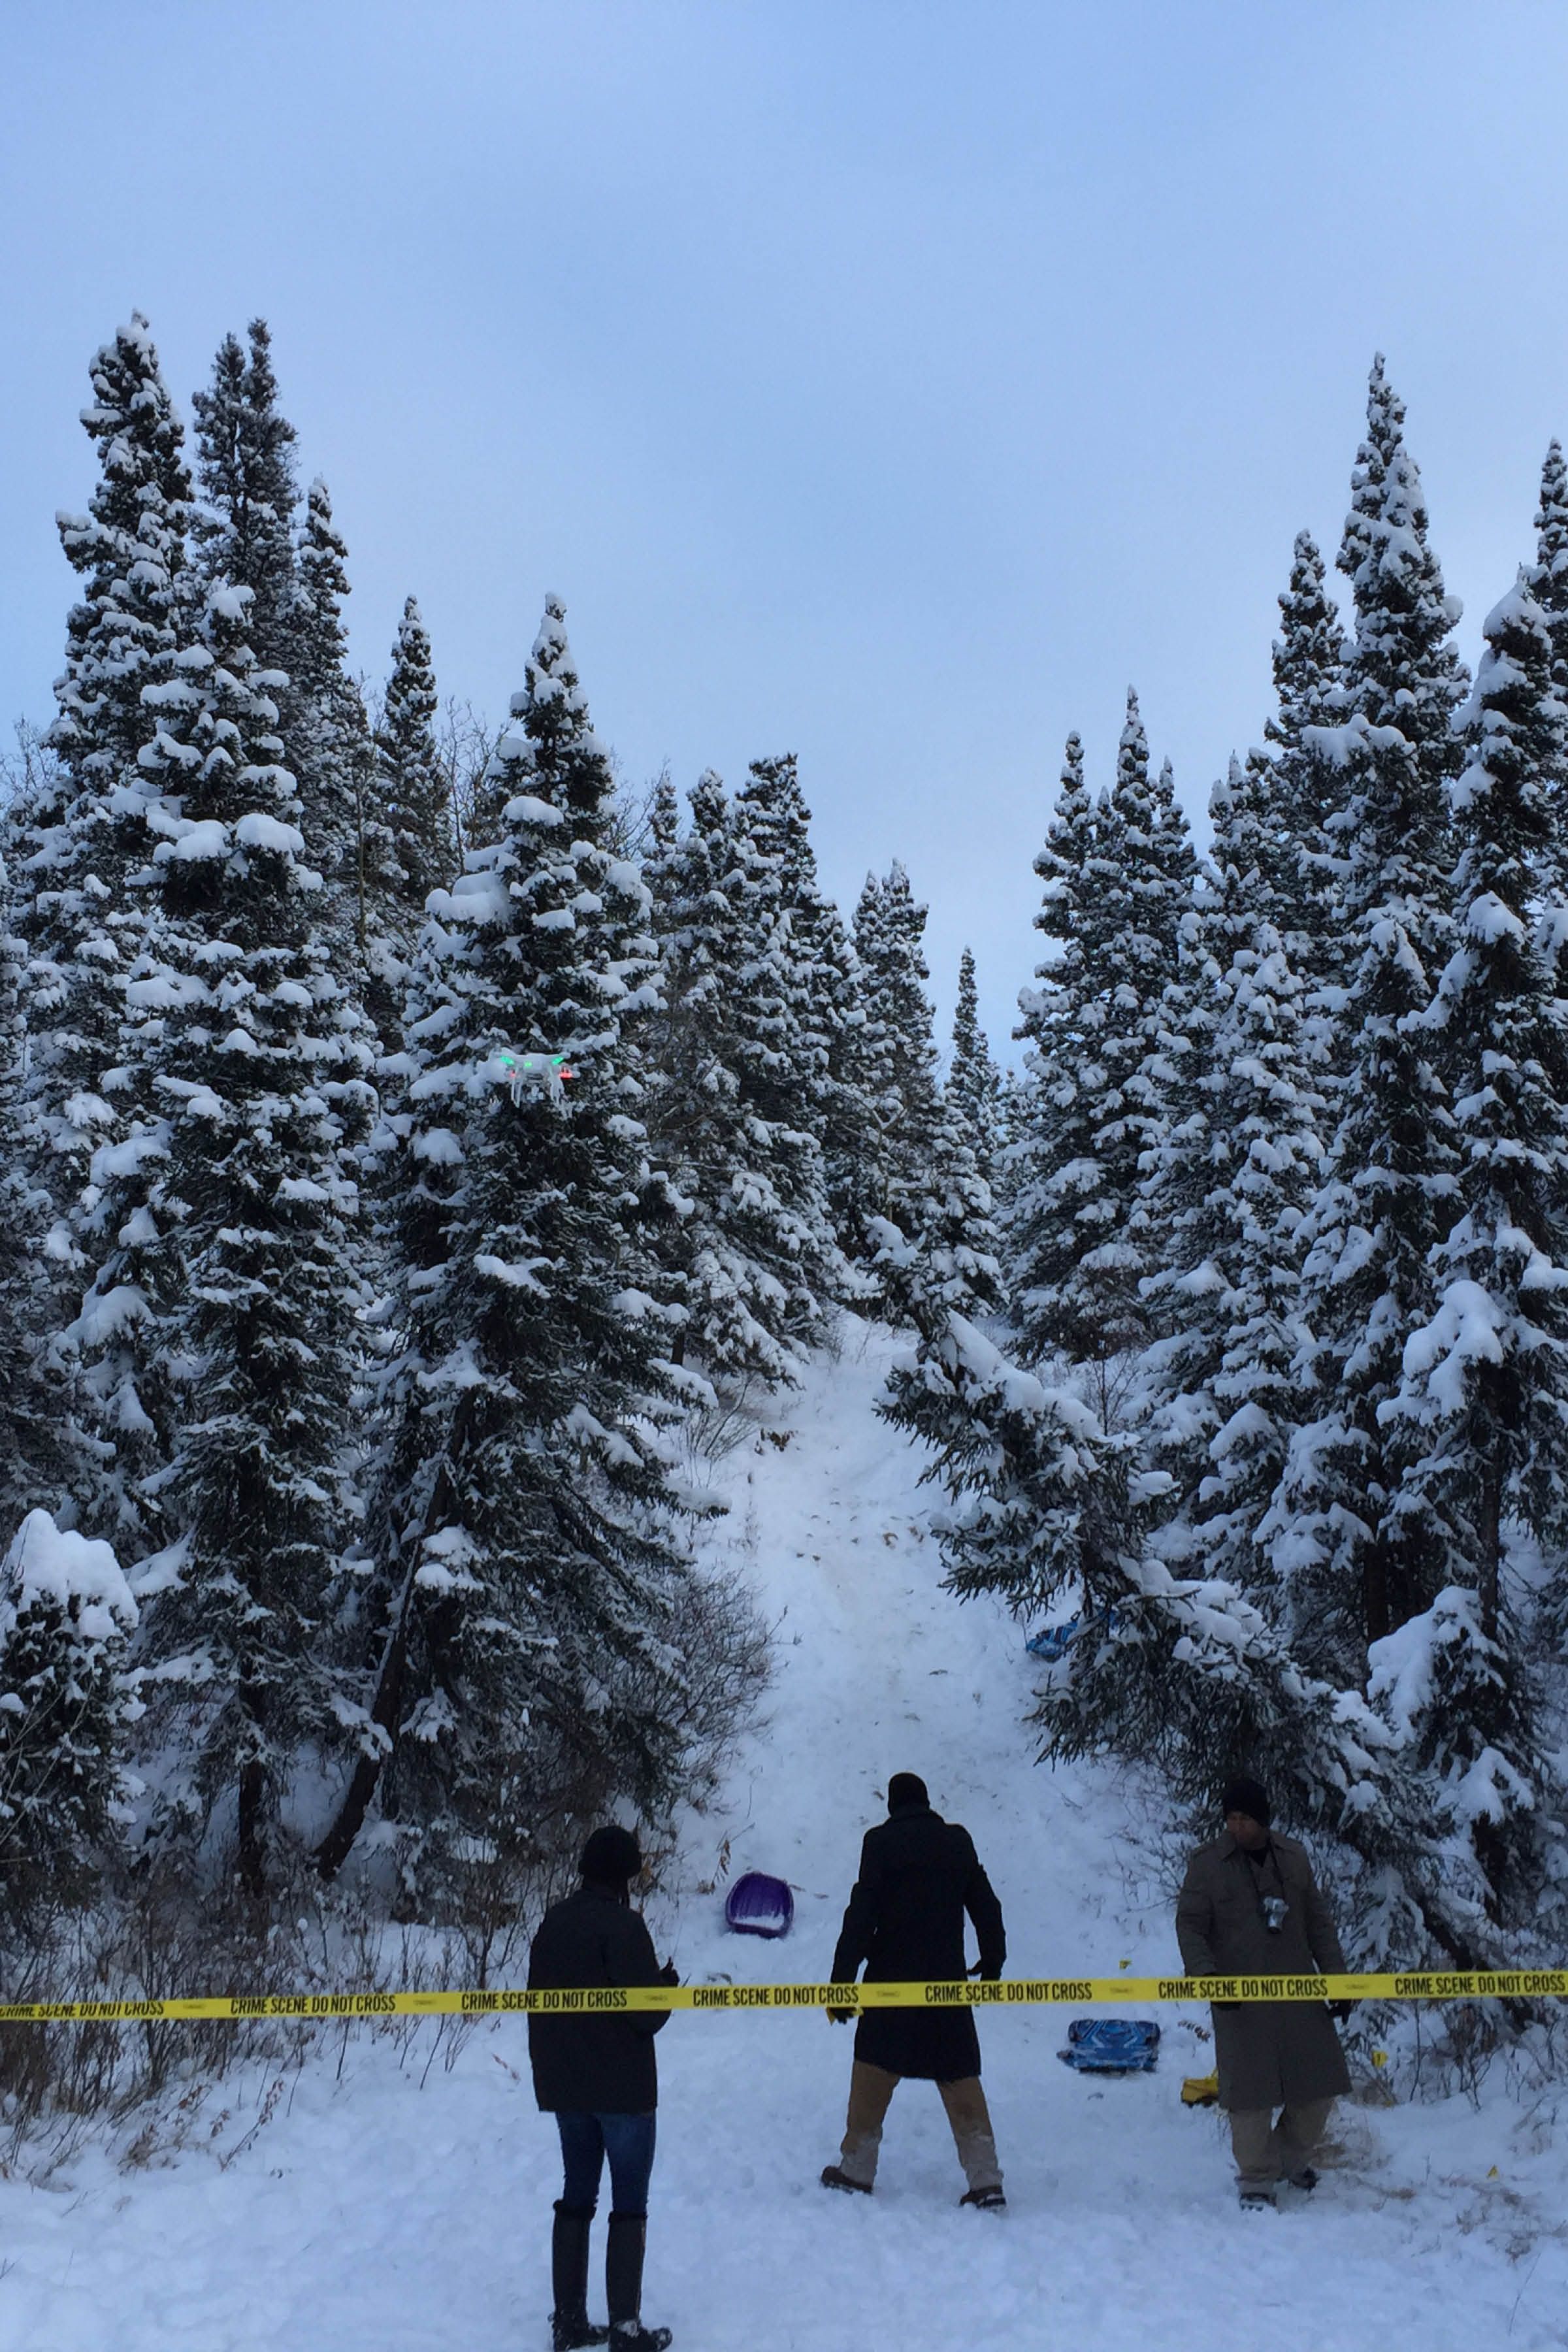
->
xmin=1 ymin=1968 xmax=1564 ymax=2025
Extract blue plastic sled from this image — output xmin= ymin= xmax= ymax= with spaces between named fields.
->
xmin=724 ymin=1871 xmax=794 ymax=1939
xmin=1057 ymin=2018 xmax=1160 ymax=2074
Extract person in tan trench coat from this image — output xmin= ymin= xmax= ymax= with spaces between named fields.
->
xmin=1175 ymin=1775 xmax=1352 ymax=2208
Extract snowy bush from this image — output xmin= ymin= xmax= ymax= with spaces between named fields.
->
xmin=0 ymin=1509 xmax=137 ymax=1897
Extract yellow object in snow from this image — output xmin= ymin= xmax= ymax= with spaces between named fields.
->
xmin=1182 ymin=2073 xmax=1219 ymax=2106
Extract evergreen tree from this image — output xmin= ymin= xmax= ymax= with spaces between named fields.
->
xmin=376 ymin=595 xmax=457 ymax=918
xmin=1007 ymin=702 xmax=1195 ymax=1367
xmin=18 ymin=316 xmax=195 ymax=1242
xmin=1007 ymin=732 xmax=1111 ymax=1362
xmin=882 ymin=1308 xmax=1134 ymax=1629
xmin=1037 ymin=1526 xmax=1498 ymax=1969
xmin=191 ymin=321 xmax=299 ymax=675
xmin=316 ymin=598 xmax=703 ymax=1887
xmin=0 ymin=840 xmax=65 ymax=1531
xmin=1336 ymin=355 xmax=1469 ymax=884
xmin=0 ymin=1509 xmax=137 ymax=1901
xmin=293 ymin=476 xmax=374 ymax=951
xmin=644 ymin=768 xmax=836 ymax=1384
xmin=848 ymin=868 xmax=889 ymax=1147
xmin=1140 ymin=762 xmax=1326 ymax=1625
xmin=873 ymin=1087 xmax=1004 ymax=1343
xmin=1264 ymin=531 xmax=1349 ymax=1001
xmin=851 ymin=858 xmax=942 ymax=1239
xmin=1529 ymin=441 xmax=1568 ymax=913
xmin=1388 ymin=576 xmax=1568 ymax=1925
xmin=946 ymin=945 xmax=1002 ymax=1185
xmin=1535 ymin=439 xmax=1568 ymax=664
xmin=125 ymin=580 xmax=372 ymax=1893
xmin=733 ymin=753 xmax=874 ymax=1272
xmin=1282 ymin=359 xmax=1468 ymax=1663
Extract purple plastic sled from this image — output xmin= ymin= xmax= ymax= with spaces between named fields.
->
xmin=724 ymin=1870 xmax=794 ymax=1939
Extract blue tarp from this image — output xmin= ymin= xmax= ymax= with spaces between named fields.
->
xmin=1057 ymin=2017 xmax=1160 ymax=2073
xmin=1026 ymin=1608 xmax=1119 ymax=1662
xmin=1026 ymin=1617 xmax=1081 ymax=1661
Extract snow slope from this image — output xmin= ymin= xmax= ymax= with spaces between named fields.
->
xmin=3 ymin=1322 xmax=1567 ymax=2352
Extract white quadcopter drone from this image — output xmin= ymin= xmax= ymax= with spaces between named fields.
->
xmin=489 ymin=1047 xmax=579 ymax=1103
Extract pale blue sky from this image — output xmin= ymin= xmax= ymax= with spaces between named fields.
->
xmin=5 ymin=2 xmax=1568 ymax=1058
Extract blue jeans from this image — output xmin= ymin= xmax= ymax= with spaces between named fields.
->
xmin=557 ymin=2110 xmax=657 ymax=2219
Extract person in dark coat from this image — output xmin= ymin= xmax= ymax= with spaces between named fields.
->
xmin=528 ymin=1825 xmax=677 ymax=2352
xmin=1175 ymin=1776 xmax=1353 ymax=2210
xmin=819 ymin=1773 xmax=1007 ymax=2208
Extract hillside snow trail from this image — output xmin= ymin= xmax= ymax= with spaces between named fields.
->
xmin=3 ymin=1323 xmax=1566 ymax=2351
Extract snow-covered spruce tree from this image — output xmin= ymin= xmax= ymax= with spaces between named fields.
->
xmin=847 ymin=870 xmax=890 ymax=1198
xmin=1334 ymin=354 xmax=1469 ymax=896
xmin=733 ymin=752 xmax=874 ymax=1273
xmin=851 ymin=858 xmax=942 ymax=1245
xmin=314 ymin=597 xmax=708 ymax=1890
xmin=0 ymin=1508 xmax=138 ymax=1903
xmin=1130 ymin=740 xmax=1201 ymax=958
xmin=1279 ymin=361 xmax=1469 ymax=1665
xmin=1037 ymin=1531 xmax=1497 ymax=1969
xmin=1006 ymin=732 xmax=1106 ymax=1361
xmin=1529 ymin=441 xmax=1568 ymax=917
xmin=1383 ymin=576 xmax=1568 ymax=1928
xmin=292 ymin=476 xmax=375 ymax=962
xmin=1139 ymin=759 xmax=1326 ymax=1637
xmin=902 ymin=1283 xmax=1498 ymax=1968
xmin=125 ymin=580 xmax=373 ymax=1896
xmin=886 ymin=1309 xmax=1140 ymax=1628
xmin=0 ymin=843 xmax=67 ymax=1531
xmin=872 ymin=1083 xmax=1004 ymax=1356
xmin=642 ymin=767 xmax=836 ymax=1384
xmin=1083 ymin=706 xmax=1197 ymax=1319
xmin=16 ymin=316 xmax=195 ymax=1284
xmin=374 ymin=595 xmax=457 ymax=940
xmin=874 ymin=1298 xmax=1492 ymax=1969
xmin=1264 ymin=531 xmax=1350 ymax=1009
xmin=1007 ymin=700 xmax=1195 ymax=1369
xmin=1532 ymin=441 xmax=1568 ymax=702
xmin=946 ymin=945 xmax=1002 ymax=1186
xmin=191 ymin=321 xmax=299 ymax=681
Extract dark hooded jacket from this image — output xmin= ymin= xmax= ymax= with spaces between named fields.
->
xmin=527 ymin=1884 xmax=670 ymax=2114
xmin=830 ymin=1801 xmax=1005 ymax=2080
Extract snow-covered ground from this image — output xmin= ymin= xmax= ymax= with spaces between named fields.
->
xmin=5 ymin=1322 xmax=1567 ymax=2351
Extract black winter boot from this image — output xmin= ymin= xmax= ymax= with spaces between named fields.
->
xmin=551 ymin=2202 xmax=609 ymax=2351
xmin=605 ymin=2212 xmax=672 ymax=2352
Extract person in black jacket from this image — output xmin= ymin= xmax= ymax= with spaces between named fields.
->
xmin=819 ymin=1773 xmax=1007 ymax=2210
xmin=529 ymin=1825 xmax=676 ymax=2352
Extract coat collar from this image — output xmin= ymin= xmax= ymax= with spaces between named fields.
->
xmin=1218 ymin=1829 xmax=1275 ymax=1863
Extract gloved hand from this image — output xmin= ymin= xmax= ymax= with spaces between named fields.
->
xmin=826 ymin=2006 xmax=856 ymax=2025
xmin=658 ymin=1959 xmax=679 ymax=1987
xmin=1328 ymin=1999 xmax=1355 ymax=2022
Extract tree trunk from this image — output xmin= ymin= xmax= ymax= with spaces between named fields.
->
xmin=237 ymin=1755 xmax=268 ymax=1901
xmin=1362 ymin=1534 xmax=1391 ymax=1650
xmin=1477 ymin=1453 xmax=1503 ymax=1645
xmin=313 ymin=1560 xmax=417 ymax=1879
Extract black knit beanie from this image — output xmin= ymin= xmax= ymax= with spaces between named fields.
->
xmin=580 ymin=1823 xmax=643 ymax=1888
xmin=1221 ymin=1776 xmax=1271 ymax=1829
xmin=887 ymin=1772 xmax=930 ymax=1814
